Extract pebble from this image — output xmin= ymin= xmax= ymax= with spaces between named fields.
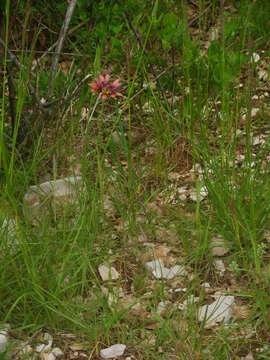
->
xmin=178 ymin=295 xmax=199 ymax=310
xmin=146 ymin=259 xmax=186 ymax=280
xmin=36 ymin=332 xmax=53 ymax=353
xmin=0 ymin=334 xmax=8 ymax=353
xmin=251 ymin=52 xmax=260 ymax=63
xmin=52 ymin=347 xmax=64 ymax=357
xmin=214 ymin=259 xmax=226 ymax=275
xmin=189 ymin=186 xmax=208 ymax=202
xmin=98 ymin=264 xmax=119 ymax=281
xmin=100 ymin=344 xmax=126 ymax=359
xmin=157 ymin=301 xmax=170 ymax=315
xmin=24 ymin=176 xmax=83 ymax=218
xmin=211 ymin=237 xmax=229 ymax=257
xmin=198 ymin=296 xmax=235 ymax=328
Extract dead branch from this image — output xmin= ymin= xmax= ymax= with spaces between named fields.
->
xmin=47 ymin=0 xmax=77 ymax=98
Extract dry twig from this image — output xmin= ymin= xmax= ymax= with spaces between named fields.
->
xmin=47 ymin=0 xmax=77 ymax=97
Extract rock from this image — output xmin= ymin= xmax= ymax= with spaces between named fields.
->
xmin=36 ymin=332 xmax=53 ymax=353
xmin=0 ymin=334 xmax=8 ymax=353
xmin=198 ymin=296 xmax=235 ymax=328
xmin=100 ymin=344 xmax=126 ymax=359
xmin=143 ymin=101 xmax=154 ymax=114
xmin=120 ymin=295 xmax=144 ymax=317
xmin=20 ymin=343 xmax=33 ymax=355
xmin=178 ymin=295 xmax=199 ymax=310
xmin=41 ymin=353 xmax=56 ymax=360
xmin=0 ymin=324 xmax=10 ymax=353
xmin=111 ymin=131 xmax=121 ymax=146
xmin=145 ymin=259 xmax=186 ymax=280
xmin=244 ymin=352 xmax=254 ymax=360
xmin=189 ymin=186 xmax=208 ymax=202
xmin=258 ymin=69 xmax=269 ymax=81
xmin=157 ymin=301 xmax=170 ymax=315
xmin=166 ymin=265 xmax=186 ymax=279
xmin=98 ymin=264 xmax=119 ymax=281
xmin=146 ymin=259 xmax=165 ymax=274
xmin=24 ymin=176 xmax=83 ymax=218
xmin=52 ymin=347 xmax=64 ymax=357
xmin=211 ymin=237 xmax=229 ymax=257
xmin=251 ymin=52 xmax=260 ymax=63
xmin=251 ymin=108 xmax=259 ymax=118
xmin=1 ymin=218 xmax=18 ymax=251
xmin=214 ymin=259 xmax=226 ymax=275
xmin=201 ymin=282 xmax=211 ymax=293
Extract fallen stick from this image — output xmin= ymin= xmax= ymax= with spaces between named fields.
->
xmin=47 ymin=0 xmax=77 ymax=98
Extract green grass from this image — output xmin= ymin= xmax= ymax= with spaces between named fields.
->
xmin=1 ymin=0 xmax=270 ymax=358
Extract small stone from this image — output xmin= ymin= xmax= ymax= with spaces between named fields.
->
xmin=198 ymin=296 xmax=235 ymax=328
xmin=211 ymin=237 xmax=229 ymax=257
xmin=146 ymin=259 xmax=165 ymax=274
xmin=146 ymin=259 xmax=186 ymax=280
xmin=251 ymin=52 xmax=260 ymax=63
xmin=201 ymin=282 xmax=211 ymax=291
xmin=190 ymin=186 xmax=208 ymax=202
xmin=52 ymin=347 xmax=64 ymax=357
xmin=166 ymin=265 xmax=186 ymax=279
xmin=251 ymin=108 xmax=259 ymax=117
xmin=41 ymin=353 xmax=56 ymax=360
xmin=157 ymin=301 xmax=170 ymax=315
xmin=20 ymin=343 xmax=33 ymax=355
xmin=24 ymin=176 xmax=83 ymax=218
xmin=143 ymin=102 xmax=154 ymax=114
xmin=100 ymin=344 xmax=126 ymax=359
xmin=252 ymin=135 xmax=261 ymax=146
xmin=178 ymin=295 xmax=199 ymax=310
xmin=1 ymin=218 xmax=18 ymax=251
xmin=244 ymin=352 xmax=254 ymax=360
xmin=214 ymin=259 xmax=226 ymax=275
xmin=36 ymin=332 xmax=53 ymax=353
xmin=0 ymin=334 xmax=8 ymax=353
xmin=258 ymin=69 xmax=269 ymax=81
xmin=252 ymin=94 xmax=259 ymax=100
xmin=98 ymin=264 xmax=119 ymax=281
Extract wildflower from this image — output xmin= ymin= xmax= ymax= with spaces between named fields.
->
xmin=89 ymin=74 xmax=122 ymax=100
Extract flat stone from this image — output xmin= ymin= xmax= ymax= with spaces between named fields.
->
xmin=41 ymin=353 xmax=56 ymax=360
xmin=178 ymin=295 xmax=199 ymax=310
xmin=36 ymin=332 xmax=53 ymax=353
xmin=24 ymin=176 xmax=82 ymax=218
xmin=166 ymin=265 xmax=186 ymax=279
xmin=1 ymin=218 xmax=18 ymax=251
xmin=52 ymin=347 xmax=64 ymax=357
xmin=100 ymin=344 xmax=126 ymax=359
xmin=258 ymin=69 xmax=269 ymax=81
xmin=146 ymin=259 xmax=165 ymax=273
xmin=251 ymin=52 xmax=260 ymax=63
xmin=211 ymin=237 xmax=229 ymax=257
xmin=157 ymin=301 xmax=170 ymax=315
xmin=98 ymin=264 xmax=119 ymax=281
xmin=214 ymin=259 xmax=226 ymax=275
xmin=190 ymin=186 xmax=208 ymax=202
xmin=0 ymin=334 xmax=8 ymax=353
xmin=146 ymin=259 xmax=186 ymax=280
xmin=198 ymin=296 xmax=235 ymax=328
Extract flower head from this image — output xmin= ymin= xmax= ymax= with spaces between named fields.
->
xmin=89 ymin=74 xmax=122 ymax=100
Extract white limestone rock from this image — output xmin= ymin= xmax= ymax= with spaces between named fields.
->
xmin=98 ymin=264 xmax=119 ymax=281
xmin=24 ymin=176 xmax=83 ymax=218
xmin=198 ymin=295 xmax=235 ymax=328
xmin=100 ymin=344 xmax=126 ymax=359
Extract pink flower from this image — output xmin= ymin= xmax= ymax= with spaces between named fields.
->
xmin=89 ymin=74 xmax=122 ymax=100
